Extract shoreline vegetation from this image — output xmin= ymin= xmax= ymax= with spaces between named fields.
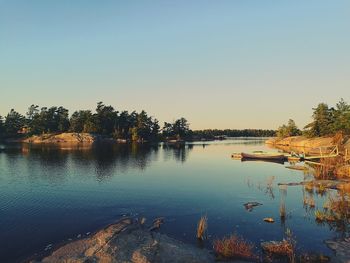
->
xmin=268 ymin=99 xmax=350 ymax=180
xmin=0 ymin=101 xmax=275 ymax=144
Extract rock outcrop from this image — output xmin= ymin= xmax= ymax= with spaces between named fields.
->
xmin=23 ymin=133 xmax=96 ymax=144
xmin=32 ymin=218 xmax=215 ymax=263
xmin=266 ymin=136 xmax=334 ymax=150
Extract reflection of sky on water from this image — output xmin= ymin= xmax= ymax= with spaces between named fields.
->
xmin=0 ymin=139 xmax=343 ymax=262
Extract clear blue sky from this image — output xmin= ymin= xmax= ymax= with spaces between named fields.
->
xmin=0 ymin=0 xmax=349 ymax=129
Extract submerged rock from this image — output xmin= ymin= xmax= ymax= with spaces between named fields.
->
xmin=263 ymin=218 xmax=275 ymax=223
xmin=325 ymin=238 xmax=350 ymax=263
xmin=243 ymin=202 xmax=262 ymax=211
xmin=31 ymin=217 xmax=214 ymax=263
xmin=149 ymin=217 xmax=165 ymax=231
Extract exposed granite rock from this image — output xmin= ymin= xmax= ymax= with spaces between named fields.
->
xmin=31 ymin=218 xmax=215 ymax=263
xmin=23 ymin=133 xmax=96 ymax=144
xmin=265 ymin=136 xmax=334 ymax=150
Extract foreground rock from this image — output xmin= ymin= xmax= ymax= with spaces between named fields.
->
xmin=32 ymin=218 xmax=215 ymax=263
xmin=325 ymin=238 xmax=350 ymax=263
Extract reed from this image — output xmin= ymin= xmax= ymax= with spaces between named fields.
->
xmin=303 ymin=195 xmax=315 ymax=209
xmin=196 ymin=216 xmax=207 ymax=240
xmin=279 ymin=185 xmax=287 ymax=219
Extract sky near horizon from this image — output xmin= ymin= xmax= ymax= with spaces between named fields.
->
xmin=0 ymin=1 xmax=349 ymax=130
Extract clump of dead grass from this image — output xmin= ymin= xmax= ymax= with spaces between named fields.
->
xmin=262 ymin=228 xmax=296 ymax=263
xmin=213 ymin=234 xmax=257 ymax=260
xmin=315 ymin=190 xmax=350 ymax=232
xmin=262 ymin=239 xmax=293 ymax=257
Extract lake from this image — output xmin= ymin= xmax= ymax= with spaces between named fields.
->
xmin=0 ymin=139 xmax=341 ymax=262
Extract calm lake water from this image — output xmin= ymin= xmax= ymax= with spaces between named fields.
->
xmin=0 ymin=139 xmax=341 ymax=262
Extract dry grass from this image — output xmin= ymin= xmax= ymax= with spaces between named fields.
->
xmin=315 ymin=191 xmax=350 ymax=231
xmin=327 ymin=191 xmax=350 ymax=221
xmin=308 ymin=197 xmax=315 ymax=208
xmin=304 ymin=182 xmax=314 ymax=193
xmin=315 ymin=210 xmax=327 ymax=222
xmin=262 ymin=229 xmax=296 ymax=263
xmin=311 ymin=132 xmax=347 ymax=179
xmin=316 ymin=183 xmax=327 ymax=195
xmin=332 ymin=131 xmax=345 ymax=150
xmin=313 ymin=155 xmax=348 ymax=180
xmin=196 ymin=216 xmax=207 ymax=240
xmin=303 ymin=195 xmax=315 ymax=209
xmin=315 ymin=209 xmax=337 ymax=223
xmin=213 ymin=234 xmax=256 ymax=260
xmin=262 ymin=239 xmax=293 ymax=257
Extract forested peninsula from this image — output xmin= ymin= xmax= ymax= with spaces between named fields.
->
xmin=0 ymin=102 xmax=275 ymax=143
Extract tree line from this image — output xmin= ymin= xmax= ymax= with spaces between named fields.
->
xmin=277 ymin=98 xmax=350 ymax=138
xmin=0 ymin=102 xmax=191 ymax=142
xmin=0 ymin=102 xmax=277 ymax=141
xmin=191 ymin=129 xmax=276 ymax=139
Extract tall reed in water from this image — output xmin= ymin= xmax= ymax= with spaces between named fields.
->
xmin=196 ymin=216 xmax=207 ymax=240
xmin=279 ymin=185 xmax=287 ymax=220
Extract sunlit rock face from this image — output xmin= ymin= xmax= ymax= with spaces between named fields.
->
xmin=33 ymin=218 xmax=214 ymax=263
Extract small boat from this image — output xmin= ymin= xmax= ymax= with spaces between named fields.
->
xmin=241 ymin=152 xmax=286 ymax=162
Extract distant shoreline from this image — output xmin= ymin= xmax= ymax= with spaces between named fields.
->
xmin=1 ymin=132 xmax=273 ymax=145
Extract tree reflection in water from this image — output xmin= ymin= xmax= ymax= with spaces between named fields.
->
xmin=3 ymin=142 xmax=194 ymax=182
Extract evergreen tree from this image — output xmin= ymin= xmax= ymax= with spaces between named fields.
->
xmin=332 ymin=98 xmax=350 ymax=134
xmin=4 ymin=109 xmax=26 ymax=136
xmin=276 ymin=119 xmax=301 ymax=138
xmin=0 ymin=115 xmax=4 ymax=137
xmin=95 ymin=102 xmax=118 ymax=134
xmin=304 ymin=103 xmax=333 ymax=136
xmin=70 ymin=110 xmax=93 ymax=133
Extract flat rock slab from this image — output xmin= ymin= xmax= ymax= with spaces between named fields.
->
xmin=31 ymin=218 xmax=215 ymax=263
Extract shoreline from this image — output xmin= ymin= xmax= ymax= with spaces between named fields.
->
xmin=1 ymin=133 xmax=271 ymax=145
xmin=265 ymin=136 xmax=335 ymax=153
xmin=266 ymin=135 xmax=350 ymax=178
